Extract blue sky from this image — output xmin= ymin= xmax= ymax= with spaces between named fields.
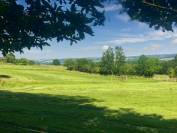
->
xmin=15 ymin=3 xmax=177 ymax=60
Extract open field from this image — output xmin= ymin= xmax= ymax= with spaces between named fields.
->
xmin=0 ymin=65 xmax=177 ymax=133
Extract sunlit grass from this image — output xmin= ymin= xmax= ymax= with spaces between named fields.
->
xmin=0 ymin=65 xmax=177 ymax=132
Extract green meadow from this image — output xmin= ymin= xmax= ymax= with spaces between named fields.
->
xmin=0 ymin=65 xmax=177 ymax=133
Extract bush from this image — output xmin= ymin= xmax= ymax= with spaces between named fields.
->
xmin=15 ymin=58 xmax=35 ymax=65
xmin=168 ymin=68 xmax=176 ymax=78
xmin=5 ymin=53 xmax=16 ymax=63
xmin=52 ymin=59 xmax=61 ymax=65
xmin=64 ymin=58 xmax=99 ymax=73
xmin=64 ymin=59 xmax=76 ymax=70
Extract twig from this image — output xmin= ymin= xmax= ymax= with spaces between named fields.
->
xmin=142 ymin=1 xmax=177 ymax=13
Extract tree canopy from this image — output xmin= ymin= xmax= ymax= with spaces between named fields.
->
xmin=119 ymin=0 xmax=177 ymax=31
xmin=1 ymin=0 xmax=177 ymax=56
xmin=0 ymin=0 xmax=104 ymax=56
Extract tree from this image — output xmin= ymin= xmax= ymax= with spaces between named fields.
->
xmin=168 ymin=68 xmax=176 ymax=78
xmin=100 ymin=47 xmax=114 ymax=75
xmin=144 ymin=57 xmax=161 ymax=77
xmin=114 ymin=46 xmax=126 ymax=75
xmin=15 ymin=58 xmax=34 ymax=65
xmin=52 ymin=59 xmax=61 ymax=66
xmin=64 ymin=59 xmax=76 ymax=71
xmin=173 ymin=55 xmax=177 ymax=67
xmin=122 ymin=63 xmax=136 ymax=75
xmin=119 ymin=0 xmax=177 ymax=31
xmin=0 ymin=0 xmax=105 ymax=56
xmin=136 ymin=55 xmax=148 ymax=76
xmin=5 ymin=53 xmax=16 ymax=63
xmin=136 ymin=55 xmax=161 ymax=77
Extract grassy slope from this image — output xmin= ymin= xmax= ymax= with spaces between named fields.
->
xmin=0 ymin=65 xmax=177 ymax=133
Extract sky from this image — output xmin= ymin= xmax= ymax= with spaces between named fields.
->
xmin=15 ymin=3 xmax=177 ymax=60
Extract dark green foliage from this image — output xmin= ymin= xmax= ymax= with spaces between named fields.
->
xmin=100 ymin=47 xmax=114 ymax=75
xmin=64 ymin=58 xmax=99 ymax=73
xmin=136 ymin=55 xmax=162 ymax=77
xmin=168 ymin=68 xmax=176 ymax=78
xmin=0 ymin=0 xmax=105 ymax=56
xmin=15 ymin=58 xmax=35 ymax=65
xmin=5 ymin=53 xmax=16 ymax=63
xmin=122 ymin=63 xmax=137 ymax=75
xmin=114 ymin=46 xmax=126 ymax=75
xmin=119 ymin=0 xmax=177 ymax=31
xmin=52 ymin=59 xmax=61 ymax=66
xmin=64 ymin=59 xmax=76 ymax=70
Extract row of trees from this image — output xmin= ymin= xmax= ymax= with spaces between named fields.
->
xmin=64 ymin=59 xmax=100 ymax=73
xmin=64 ymin=46 xmax=177 ymax=78
xmin=1 ymin=53 xmax=35 ymax=65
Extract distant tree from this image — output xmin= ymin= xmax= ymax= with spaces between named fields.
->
xmin=5 ymin=53 xmax=16 ymax=63
xmin=100 ymin=47 xmax=114 ymax=75
xmin=144 ymin=57 xmax=161 ymax=77
xmin=173 ymin=55 xmax=177 ymax=67
xmin=122 ymin=63 xmax=136 ymax=75
xmin=75 ymin=59 xmax=90 ymax=72
xmin=136 ymin=55 xmax=148 ymax=76
xmin=168 ymin=68 xmax=176 ymax=78
xmin=136 ymin=55 xmax=161 ymax=77
xmin=52 ymin=59 xmax=61 ymax=66
xmin=64 ymin=59 xmax=76 ymax=71
xmin=114 ymin=46 xmax=126 ymax=75
xmin=15 ymin=58 xmax=35 ymax=65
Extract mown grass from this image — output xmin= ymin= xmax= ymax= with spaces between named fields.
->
xmin=0 ymin=65 xmax=177 ymax=133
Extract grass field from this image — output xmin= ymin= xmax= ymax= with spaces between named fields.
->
xmin=0 ymin=65 xmax=177 ymax=133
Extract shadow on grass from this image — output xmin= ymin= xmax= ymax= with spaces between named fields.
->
xmin=0 ymin=90 xmax=176 ymax=133
xmin=0 ymin=75 xmax=11 ymax=79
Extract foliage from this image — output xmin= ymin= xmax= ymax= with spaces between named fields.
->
xmin=122 ymin=63 xmax=137 ymax=75
xmin=15 ymin=58 xmax=35 ymax=65
xmin=119 ymin=0 xmax=177 ymax=31
xmin=5 ymin=53 xmax=16 ymax=63
xmin=114 ymin=46 xmax=126 ymax=75
xmin=52 ymin=59 xmax=61 ymax=66
xmin=0 ymin=0 xmax=104 ymax=56
xmin=64 ymin=59 xmax=76 ymax=71
xmin=136 ymin=55 xmax=162 ymax=77
xmin=168 ymin=68 xmax=176 ymax=78
xmin=64 ymin=58 xmax=99 ymax=73
xmin=100 ymin=47 xmax=114 ymax=75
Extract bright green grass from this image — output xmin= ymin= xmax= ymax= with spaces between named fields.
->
xmin=0 ymin=65 xmax=177 ymax=133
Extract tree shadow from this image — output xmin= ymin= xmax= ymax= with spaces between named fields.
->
xmin=0 ymin=75 xmax=11 ymax=79
xmin=0 ymin=90 xmax=176 ymax=133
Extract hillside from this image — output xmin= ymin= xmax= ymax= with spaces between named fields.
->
xmin=0 ymin=65 xmax=177 ymax=132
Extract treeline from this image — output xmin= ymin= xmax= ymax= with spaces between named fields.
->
xmin=0 ymin=53 xmax=35 ymax=65
xmin=64 ymin=46 xmax=177 ymax=78
xmin=64 ymin=58 xmax=100 ymax=73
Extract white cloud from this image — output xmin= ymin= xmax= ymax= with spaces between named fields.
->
xmin=172 ymin=38 xmax=177 ymax=45
xmin=104 ymin=4 xmax=122 ymax=12
xmin=73 ymin=46 xmax=101 ymax=51
xmin=102 ymin=45 xmax=109 ymax=51
xmin=116 ymin=13 xmax=130 ymax=22
xmin=105 ymin=31 xmax=177 ymax=46
xmin=144 ymin=44 xmax=162 ymax=52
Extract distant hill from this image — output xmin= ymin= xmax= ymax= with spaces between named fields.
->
xmin=127 ymin=54 xmax=176 ymax=61
xmin=37 ymin=53 xmax=176 ymax=64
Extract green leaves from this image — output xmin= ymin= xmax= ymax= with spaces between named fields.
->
xmin=0 ymin=0 xmax=105 ymax=55
xmin=119 ymin=0 xmax=177 ymax=31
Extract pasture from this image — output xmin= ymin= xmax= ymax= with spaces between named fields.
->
xmin=0 ymin=65 xmax=177 ymax=133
